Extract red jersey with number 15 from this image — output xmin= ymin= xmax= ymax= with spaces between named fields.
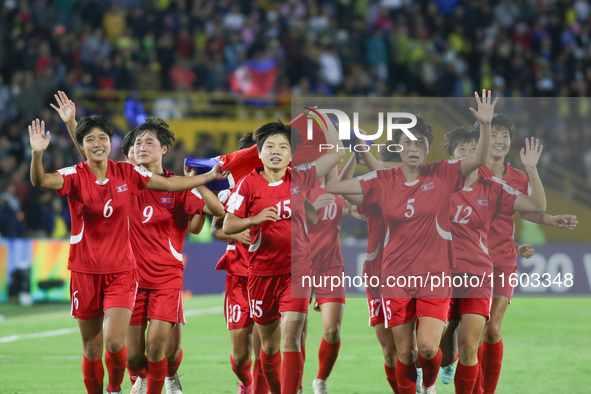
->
xmin=130 ymin=169 xmax=205 ymax=290
xmin=56 ymin=160 xmax=152 ymax=274
xmin=359 ymin=160 xmax=465 ymax=277
xmin=226 ymin=164 xmax=316 ymax=276
xmin=479 ymin=164 xmax=531 ymax=267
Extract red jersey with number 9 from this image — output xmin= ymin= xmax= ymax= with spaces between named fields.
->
xmin=226 ymin=164 xmax=316 ymax=276
xmin=56 ymin=160 xmax=152 ymax=274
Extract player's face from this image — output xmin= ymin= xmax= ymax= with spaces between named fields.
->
xmin=399 ymin=134 xmax=429 ymax=168
xmin=451 ymin=140 xmax=477 ymax=160
xmin=259 ymin=134 xmax=292 ymax=170
xmin=134 ymin=131 xmax=167 ymax=166
xmin=126 ymin=145 xmax=138 ymax=165
xmin=490 ymin=127 xmax=511 ymax=159
xmin=82 ymin=128 xmax=111 ymax=162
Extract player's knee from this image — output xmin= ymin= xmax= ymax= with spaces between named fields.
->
xmin=83 ymin=343 xmax=103 ymax=360
xmin=417 ymin=343 xmax=439 ymax=360
xmin=104 ymin=337 xmax=125 ymax=353
xmin=232 ymin=346 xmax=252 ymax=365
xmin=396 ymin=347 xmax=415 ymax=364
xmin=458 ymin=342 xmax=478 ymax=362
xmin=146 ymin=338 xmax=166 ymax=359
xmin=382 ymin=345 xmax=397 ymax=366
xmin=281 ymin=333 xmax=301 ymax=352
xmin=484 ymin=324 xmax=502 ymax=344
xmin=322 ymin=326 xmax=340 ymax=343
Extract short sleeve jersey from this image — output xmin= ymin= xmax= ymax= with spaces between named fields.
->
xmin=56 ymin=160 xmax=152 ymax=274
xmin=217 ymin=189 xmax=249 ymax=277
xmin=130 ymin=169 xmax=205 ymax=289
xmin=308 ymin=180 xmax=345 ymax=271
xmin=358 ymin=202 xmax=385 ymax=280
xmin=226 ymin=164 xmax=316 ymax=277
xmin=479 ymin=164 xmax=531 ymax=267
xmin=359 ymin=160 xmax=465 ymax=277
xmin=450 ymin=176 xmax=520 ymax=275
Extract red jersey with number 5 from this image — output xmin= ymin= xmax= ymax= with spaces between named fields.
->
xmin=359 ymin=160 xmax=465 ymax=277
xmin=56 ymin=160 xmax=152 ymax=274
xmin=450 ymin=177 xmax=520 ymax=275
xmin=227 ymin=164 xmax=316 ymax=276
xmin=308 ymin=180 xmax=345 ymax=271
xmin=479 ymin=164 xmax=531 ymax=267
xmin=130 ymin=169 xmax=205 ymax=290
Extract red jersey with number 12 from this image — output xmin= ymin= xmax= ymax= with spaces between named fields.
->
xmin=56 ymin=160 xmax=152 ymax=274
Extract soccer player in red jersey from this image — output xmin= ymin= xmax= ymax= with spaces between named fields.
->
xmin=438 ymin=128 xmax=546 ymax=393
xmin=470 ymin=115 xmax=577 ymax=394
xmin=223 ymin=117 xmax=344 ymax=394
xmin=326 ymin=91 xmax=497 ymax=394
xmin=28 ymin=115 xmax=226 ymax=394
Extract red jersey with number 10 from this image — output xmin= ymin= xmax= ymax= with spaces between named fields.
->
xmin=479 ymin=164 xmax=531 ymax=267
xmin=308 ymin=180 xmax=345 ymax=271
xmin=359 ymin=160 xmax=465 ymax=277
xmin=56 ymin=160 xmax=152 ymax=274
xmin=130 ymin=169 xmax=205 ymax=290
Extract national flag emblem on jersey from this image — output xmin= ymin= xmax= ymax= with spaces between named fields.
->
xmin=421 ymin=182 xmax=435 ymax=192
xmin=116 ymin=184 xmax=128 ymax=193
xmin=161 ymin=197 xmax=174 ymax=204
xmin=291 ymin=186 xmax=301 ymax=195
xmin=476 ymin=198 xmax=489 ymax=206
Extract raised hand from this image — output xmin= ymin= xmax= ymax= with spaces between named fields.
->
xmin=551 ymin=214 xmax=577 ymax=230
xmin=520 ymin=137 xmax=543 ymax=168
xmin=252 ymin=207 xmax=278 ymax=225
xmin=184 ymin=165 xmax=197 ymax=177
xmin=469 ymin=89 xmax=498 ymax=125
xmin=50 ymin=91 xmax=76 ymax=124
xmin=206 ymin=164 xmax=229 ymax=182
xmin=313 ymin=193 xmax=336 ymax=211
xmin=29 ymin=119 xmax=51 ymax=152
xmin=517 ymin=244 xmax=535 ymax=259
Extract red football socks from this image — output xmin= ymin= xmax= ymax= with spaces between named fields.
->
xmin=230 ymin=354 xmax=253 ymax=386
xmin=281 ymin=351 xmax=303 ymax=394
xmin=454 ymin=362 xmax=479 ymax=393
xmin=473 ymin=344 xmax=485 ymax=394
xmin=395 ymin=359 xmax=418 ymax=394
xmin=253 ymin=357 xmax=270 ymax=394
xmin=105 ymin=346 xmax=127 ymax=393
xmin=167 ymin=348 xmax=183 ymax=377
xmin=127 ymin=354 xmax=148 ymax=384
xmin=146 ymin=358 xmax=168 ymax=394
xmin=82 ymin=355 xmax=104 ymax=394
xmin=385 ymin=364 xmax=400 ymax=394
xmin=317 ymin=338 xmax=340 ymax=380
xmin=259 ymin=349 xmax=282 ymax=394
xmin=419 ymin=349 xmax=442 ymax=388
xmin=482 ymin=340 xmax=503 ymax=394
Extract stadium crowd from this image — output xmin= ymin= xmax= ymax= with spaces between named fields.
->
xmin=1 ymin=0 xmax=591 ymax=237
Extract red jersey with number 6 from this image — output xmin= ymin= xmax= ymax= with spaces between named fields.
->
xmin=130 ymin=169 xmax=205 ymax=290
xmin=56 ymin=160 xmax=152 ymax=274
xmin=479 ymin=164 xmax=531 ymax=267
xmin=226 ymin=164 xmax=316 ymax=276
xmin=308 ymin=180 xmax=345 ymax=271
xmin=450 ymin=177 xmax=520 ymax=276
xmin=359 ymin=160 xmax=465 ymax=277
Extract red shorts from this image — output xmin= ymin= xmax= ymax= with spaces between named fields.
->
xmin=225 ymin=273 xmax=254 ymax=330
xmin=247 ymin=274 xmax=310 ymax=325
xmin=448 ymin=274 xmax=493 ymax=321
xmin=382 ymin=297 xmax=451 ymax=328
xmin=312 ymin=265 xmax=347 ymax=304
xmin=367 ymin=297 xmax=385 ymax=326
xmin=70 ymin=269 xmax=138 ymax=320
xmin=493 ymin=266 xmax=518 ymax=300
xmin=130 ymin=288 xmax=185 ymax=326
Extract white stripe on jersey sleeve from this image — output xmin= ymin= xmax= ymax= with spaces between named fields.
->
xmin=57 ymin=166 xmax=77 ymax=176
xmin=191 ymin=188 xmax=203 ymax=199
xmin=133 ymin=165 xmax=153 ymax=178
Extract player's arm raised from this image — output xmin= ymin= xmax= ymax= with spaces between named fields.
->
xmin=461 ymin=90 xmax=498 ymax=176
xmin=211 ymin=214 xmax=252 ymax=244
xmin=51 ymin=91 xmax=85 ymax=160
xmin=325 ymin=165 xmax=364 ymax=196
xmin=336 ymin=156 xmax=365 ymax=206
xmin=512 ymin=137 xmax=546 ymax=213
xmin=146 ymin=164 xmax=228 ymax=193
xmin=313 ymin=108 xmax=346 ymax=178
xmin=519 ymin=213 xmax=577 ymax=230
xmin=29 ymin=119 xmax=65 ymax=190
xmin=223 ymin=207 xmax=278 ymax=235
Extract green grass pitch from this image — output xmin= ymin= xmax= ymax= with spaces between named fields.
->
xmin=1 ymin=295 xmax=589 ymax=393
